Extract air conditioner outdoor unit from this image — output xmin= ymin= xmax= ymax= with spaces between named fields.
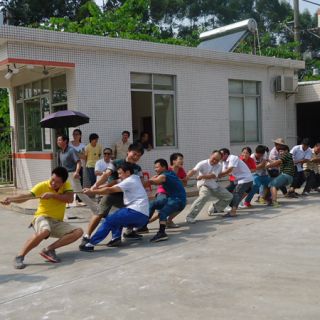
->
xmin=275 ymin=75 xmax=297 ymax=93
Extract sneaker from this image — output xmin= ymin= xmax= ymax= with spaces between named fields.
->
xmin=224 ymin=206 xmax=232 ymax=212
xmin=79 ymin=236 xmax=90 ymax=251
xmin=39 ymin=249 xmax=61 ymax=263
xmin=285 ymin=192 xmax=298 ymax=199
xmin=14 ymin=255 xmax=26 ymax=269
xmin=80 ymin=243 xmax=94 ymax=252
xmin=135 ymin=226 xmax=149 ymax=234
xmin=301 ymin=191 xmax=309 ymax=196
xmin=150 ymin=231 xmax=168 ymax=243
xmin=123 ymin=231 xmax=143 ymax=240
xmin=207 ymin=205 xmax=218 ymax=216
xmin=106 ymin=237 xmax=122 ymax=247
xmin=185 ymin=216 xmax=196 ymax=224
xmin=271 ymin=201 xmax=281 ymax=208
xmin=166 ymin=221 xmax=180 ymax=228
xmin=239 ymin=201 xmax=252 ymax=208
xmin=258 ymin=197 xmax=267 ymax=204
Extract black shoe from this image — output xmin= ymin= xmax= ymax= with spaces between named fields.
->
xmin=106 ymin=237 xmax=122 ymax=247
xmin=79 ymin=244 xmax=94 ymax=252
xmin=123 ymin=231 xmax=143 ymax=240
xmin=150 ymin=231 xmax=168 ymax=243
xmin=79 ymin=236 xmax=90 ymax=251
xmin=286 ymin=192 xmax=298 ymax=198
xmin=135 ymin=226 xmax=149 ymax=234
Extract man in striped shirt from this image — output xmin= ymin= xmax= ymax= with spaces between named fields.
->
xmin=266 ymin=145 xmax=295 ymax=207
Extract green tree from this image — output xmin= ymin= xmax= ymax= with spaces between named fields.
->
xmin=0 ymin=89 xmax=10 ymax=156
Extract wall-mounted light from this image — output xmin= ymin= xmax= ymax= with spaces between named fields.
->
xmin=42 ymin=66 xmax=49 ymax=75
xmin=4 ymin=65 xmax=13 ymax=80
xmin=12 ymin=64 xmax=19 ymax=74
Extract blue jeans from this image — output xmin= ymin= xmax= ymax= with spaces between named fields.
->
xmin=269 ymin=173 xmax=293 ymax=189
xmin=245 ymin=175 xmax=270 ymax=203
xmin=90 ymin=208 xmax=148 ymax=245
xmin=149 ymin=193 xmax=168 ymax=218
xmin=151 ymin=196 xmax=186 ymax=222
xmin=86 ymin=167 xmax=96 ymax=186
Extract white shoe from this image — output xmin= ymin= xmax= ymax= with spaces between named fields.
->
xmin=185 ymin=216 xmax=196 ymax=224
xmin=224 ymin=206 xmax=232 ymax=212
xmin=238 ymin=201 xmax=246 ymax=209
xmin=207 ymin=205 xmax=217 ymax=216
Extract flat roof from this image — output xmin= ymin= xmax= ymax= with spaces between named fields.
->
xmin=0 ymin=25 xmax=305 ymax=70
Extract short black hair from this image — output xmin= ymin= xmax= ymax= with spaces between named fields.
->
xmin=58 ymin=135 xmax=69 ymax=144
xmin=89 ymin=133 xmax=99 ymax=142
xmin=242 ymin=146 xmax=252 ymax=154
xmin=219 ymin=148 xmax=230 ymax=156
xmin=122 ymin=130 xmax=130 ymax=137
xmin=118 ymin=162 xmax=134 ymax=175
xmin=255 ymin=145 xmax=266 ymax=154
xmin=170 ymin=153 xmax=183 ymax=165
xmin=103 ymin=147 xmax=112 ymax=154
xmin=72 ymin=129 xmax=82 ymax=142
xmin=52 ymin=166 xmax=68 ymax=182
xmin=128 ymin=142 xmax=144 ymax=155
xmin=211 ymin=150 xmax=222 ymax=158
xmin=155 ymin=158 xmax=168 ymax=170
xmin=301 ymin=138 xmax=310 ymax=146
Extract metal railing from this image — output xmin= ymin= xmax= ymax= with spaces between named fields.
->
xmin=0 ymin=155 xmax=13 ymax=186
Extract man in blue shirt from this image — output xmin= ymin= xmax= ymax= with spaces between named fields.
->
xmin=147 ymin=159 xmax=186 ymax=242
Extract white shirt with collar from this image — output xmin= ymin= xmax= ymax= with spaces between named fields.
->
xmin=222 ymin=154 xmax=253 ymax=184
xmin=290 ymin=145 xmax=312 ymax=172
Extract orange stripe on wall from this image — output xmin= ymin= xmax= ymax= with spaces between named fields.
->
xmin=14 ymin=153 xmax=53 ymax=160
xmin=0 ymin=58 xmax=75 ymax=68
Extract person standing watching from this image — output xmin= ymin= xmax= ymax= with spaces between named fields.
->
xmin=113 ymin=130 xmax=131 ymax=160
xmin=85 ymin=133 xmax=102 ymax=186
xmin=57 ymin=135 xmax=99 ymax=214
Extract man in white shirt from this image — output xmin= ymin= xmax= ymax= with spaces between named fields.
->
xmin=288 ymin=138 xmax=312 ymax=196
xmin=303 ymin=142 xmax=320 ymax=193
xmin=80 ymin=162 xmax=149 ymax=251
xmin=94 ymin=148 xmax=114 ymax=181
xmin=219 ymin=148 xmax=253 ymax=217
xmin=185 ymin=151 xmax=232 ymax=223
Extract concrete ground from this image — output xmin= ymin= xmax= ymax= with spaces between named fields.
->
xmin=0 ymin=191 xmax=320 ymax=320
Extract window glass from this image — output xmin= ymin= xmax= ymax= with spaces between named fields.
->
xmin=153 ymin=74 xmax=174 ymax=90
xmin=32 ymin=81 xmax=41 ymax=97
xmin=24 ymin=83 xmax=32 ymax=99
xmin=16 ymin=103 xmax=25 ymax=150
xmin=244 ymin=97 xmax=259 ymax=142
xmin=131 ymin=73 xmax=152 ymax=90
xmin=41 ymin=96 xmax=51 ymax=149
xmin=229 ymin=80 xmax=243 ymax=94
xmin=16 ymin=86 xmax=24 ymax=101
xmin=52 ymin=75 xmax=67 ymax=103
xmin=229 ymin=97 xmax=244 ymax=142
xmin=25 ymin=99 xmax=42 ymax=151
xmin=244 ymin=81 xmax=258 ymax=95
xmin=42 ymin=78 xmax=49 ymax=94
xmin=154 ymin=94 xmax=175 ymax=147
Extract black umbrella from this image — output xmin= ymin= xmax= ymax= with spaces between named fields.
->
xmin=40 ymin=110 xmax=90 ymax=128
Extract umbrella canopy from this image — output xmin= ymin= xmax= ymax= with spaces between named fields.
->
xmin=40 ymin=110 xmax=90 ymax=128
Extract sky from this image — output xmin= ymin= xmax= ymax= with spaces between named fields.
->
xmin=94 ymin=0 xmax=320 ymax=15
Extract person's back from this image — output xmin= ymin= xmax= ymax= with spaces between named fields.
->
xmin=162 ymin=170 xmax=186 ymax=204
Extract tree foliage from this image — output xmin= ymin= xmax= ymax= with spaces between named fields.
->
xmin=0 ymin=89 xmax=10 ymax=156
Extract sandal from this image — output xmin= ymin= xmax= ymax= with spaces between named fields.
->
xmin=222 ymin=213 xmax=238 ymax=218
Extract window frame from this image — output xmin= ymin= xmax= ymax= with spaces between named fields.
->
xmin=228 ymin=79 xmax=261 ymax=144
xmin=130 ymin=72 xmax=177 ymax=148
xmin=14 ymin=74 xmax=68 ymax=152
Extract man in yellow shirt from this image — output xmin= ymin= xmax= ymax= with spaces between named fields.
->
xmin=85 ymin=133 xmax=102 ymax=186
xmin=1 ymin=167 xmax=83 ymax=269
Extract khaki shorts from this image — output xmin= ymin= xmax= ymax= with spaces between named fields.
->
xmin=33 ymin=216 xmax=77 ymax=238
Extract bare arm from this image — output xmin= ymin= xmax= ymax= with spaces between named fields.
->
xmin=83 ymin=185 xmax=122 ymax=196
xmin=255 ymin=159 xmax=266 ymax=170
xmin=1 ymin=193 xmax=34 ymax=205
xmin=41 ymin=191 xmax=74 ymax=203
xmin=92 ymin=169 xmax=113 ymax=189
xmin=265 ymin=159 xmax=282 ymax=169
xmin=218 ymin=167 xmax=233 ymax=178
xmin=149 ymin=174 xmax=166 ymax=185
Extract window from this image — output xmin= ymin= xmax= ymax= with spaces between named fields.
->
xmin=131 ymin=73 xmax=176 ymax=147
xmin=14 ymin=75 xmax=67 ymax=151
xmin=229 ymin=80 xmax=261 ymax=143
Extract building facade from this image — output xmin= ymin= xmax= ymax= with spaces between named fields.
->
xmin=0 ymin=26 xmax=304 ymax=189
